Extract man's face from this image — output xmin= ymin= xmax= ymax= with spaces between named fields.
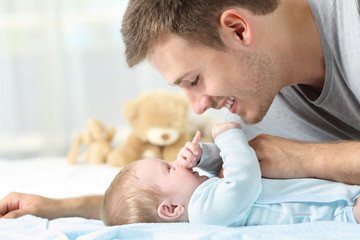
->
xmin=147 ymin=35 xmax=280 ymax=124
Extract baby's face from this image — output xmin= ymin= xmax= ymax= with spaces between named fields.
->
xmin=134 ymin=158 xmax=208 ymax=209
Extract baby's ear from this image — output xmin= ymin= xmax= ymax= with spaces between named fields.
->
xmin=157 ymin=201 xmax=185 ymax=221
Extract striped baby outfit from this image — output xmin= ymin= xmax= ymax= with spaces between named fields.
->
xmin=189 ymin=129 xmax=360 ymax=226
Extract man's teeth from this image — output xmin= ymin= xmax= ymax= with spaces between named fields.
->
xmin=224 ymin=97 xmax=235 ymax=110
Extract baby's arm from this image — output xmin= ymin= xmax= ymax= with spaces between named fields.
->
xmin=173 ymin=130 xmax=203 ymax=169
xmin=174 ymin=123 xmax=241 ymax=172
xmin=188 ymin=122 xmax=262 ymax=226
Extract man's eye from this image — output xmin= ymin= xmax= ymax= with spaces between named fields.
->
xmin=191 ymin=76 xmax=199 ymax=87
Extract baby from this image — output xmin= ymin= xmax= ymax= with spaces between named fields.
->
xmin=101 ymin=122 xmax=360 ymax=226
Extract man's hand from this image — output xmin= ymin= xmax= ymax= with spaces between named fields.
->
xmin=0 ymin=192 xmax=103 ymax=220
xmin=248 ymin=134 xmax=360 ymax=185
xmin=0 ymin=192 xmax=62 ymax=219
xmin=174 ymin=130 xmax=202 ymax=169
xmin=248 ymin=134 xmax=310 ymax=179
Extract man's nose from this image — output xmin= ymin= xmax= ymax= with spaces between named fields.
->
xmin=184 ymin=91 xmax=212 ymax=114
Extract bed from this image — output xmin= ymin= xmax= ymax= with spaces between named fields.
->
xmin=1 ymin=157 xmax=359 ymax=240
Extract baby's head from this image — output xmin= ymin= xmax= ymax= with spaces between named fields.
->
xmin=101 ymin=158 xmax=208 ymax=226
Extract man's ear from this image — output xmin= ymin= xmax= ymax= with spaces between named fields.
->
xmin=157 ymin=201 xmax=186 ymax=221
xmin=219 ymin=9 xmax=253 ymax=47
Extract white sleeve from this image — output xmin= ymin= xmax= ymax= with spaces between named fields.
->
xmin=188 ymin=129 xmax=262 ymax=226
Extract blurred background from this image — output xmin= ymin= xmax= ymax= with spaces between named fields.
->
xmin=0 ymin=0 xmax=182 ymax=159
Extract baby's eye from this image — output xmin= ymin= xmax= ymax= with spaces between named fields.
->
xmin=190 ymin=76 xmax=199 ymax=87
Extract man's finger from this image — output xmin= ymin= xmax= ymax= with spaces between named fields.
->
xmin=1 ymin=209 xmax=22 ymax=219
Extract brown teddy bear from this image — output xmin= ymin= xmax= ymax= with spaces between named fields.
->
xmin=67 ymin=119 xmax=116 ymax=165
xmin=107 ymin=90 xmax=190 ymax=167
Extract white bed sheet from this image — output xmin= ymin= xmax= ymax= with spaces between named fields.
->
xmin=0 ymin=157 xmax=121 ymax=199
xmin=1 ymin=157 xmax=360 ymax=240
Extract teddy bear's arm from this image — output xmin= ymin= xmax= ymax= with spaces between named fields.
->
xmin=67 ymin=134 xmax=84 ymax=164
xmin=106 ymin=127 xmax=116 ymax=142
xmin=108 ymin=133 xmax=148 ymax=166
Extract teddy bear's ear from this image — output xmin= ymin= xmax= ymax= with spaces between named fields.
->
xmin=122 ymin=99 xmax=138 ymax=122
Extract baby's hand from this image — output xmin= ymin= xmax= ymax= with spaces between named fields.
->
xmin=173 ymin=130 xmax=202 ymax=169
xmin=212 ymin=122 xmax=241 ymax=139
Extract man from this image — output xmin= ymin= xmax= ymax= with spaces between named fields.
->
xmin=122 ymin=0 xmax=360 ymax=183
xmin=1 ymin=0 xmax=359 ymax=220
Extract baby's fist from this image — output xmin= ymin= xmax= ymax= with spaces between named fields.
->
xmin=174 ymin=130 xmax=202 ymax=169
xmin=212 ymin=122 xmax=241 ymax=139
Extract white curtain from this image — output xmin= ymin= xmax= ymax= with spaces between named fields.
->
xmin=0 ymin=0 xmax=177 ymax=158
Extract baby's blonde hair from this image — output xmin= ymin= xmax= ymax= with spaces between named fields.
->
xmin=101 ymin=161 xmax=166 ymax=226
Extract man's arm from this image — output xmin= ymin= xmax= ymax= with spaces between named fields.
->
xmin=0 ymin=192 xmax=103 ymax=219
xmin=249 ymin=134 xmax=360 ymax=185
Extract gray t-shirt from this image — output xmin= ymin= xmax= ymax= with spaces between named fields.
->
xmin=236 ymin=0 xmax=360 ymax=142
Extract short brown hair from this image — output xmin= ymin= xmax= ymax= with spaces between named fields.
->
xmin=121 ymin=0 xmax=279 ymax=67
xmin=101 ymin=162 xmax=166 ymax=225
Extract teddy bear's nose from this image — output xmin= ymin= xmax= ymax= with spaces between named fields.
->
xmin=162 ymin=134 xmax=169 ymax=140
